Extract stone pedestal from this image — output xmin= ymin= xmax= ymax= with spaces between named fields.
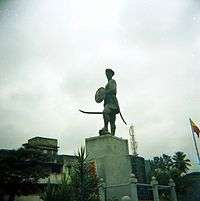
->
xmin=85 ymin=134 xmax=132 ymax=186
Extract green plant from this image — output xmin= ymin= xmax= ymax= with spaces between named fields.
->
xmin=70 ymin=147 xmax=100 ymax=201
xmin=41 ymin=147 xmax=100 ymax=201
xmin=149 ymin=151 xmax=192 ymax=198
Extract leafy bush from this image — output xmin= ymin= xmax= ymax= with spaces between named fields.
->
xmin=41 ymin=147 xmax=100 ymax=201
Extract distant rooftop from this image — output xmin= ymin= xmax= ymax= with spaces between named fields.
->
xmin=23 ymin=136 xmax=59 ymax=151
xmin=57 ymin=154 xmax=77 ymax=165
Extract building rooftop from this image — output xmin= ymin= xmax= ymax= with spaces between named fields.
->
xmin=24 ymin=136 xmax=59 ymax=148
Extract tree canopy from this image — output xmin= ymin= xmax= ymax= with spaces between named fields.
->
xmin=0 ymin=147 xmax=51 ymax=201
xmin=149 ymin=151 xmax=192 ymax=199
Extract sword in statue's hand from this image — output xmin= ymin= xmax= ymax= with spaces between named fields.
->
xmin=79 ymin=87 xmax=127 ymax=125
xmin=79 ymin=110 xmax=127 ymax=125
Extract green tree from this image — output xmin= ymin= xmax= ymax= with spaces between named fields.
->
xmin=70 ymin=147 xmax=100 ymax=201
xmin=172 ymin=152 xmax=191 ymax=174
xmin=41 ymin=147 xmax=100 ymax=201
xmin=149 ymin=151 xmax=191 ymax=199
xmin=0 ymin=148 xmax=51 ymax=201
xmin=149 ymin=154 xmax=172 ymax=185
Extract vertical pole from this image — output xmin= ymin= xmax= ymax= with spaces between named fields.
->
xmin=168 ymin=179 xmax=178 ymax=201
xmin=151 ymin=177 xmax=160 ymax=201
xmin=129 ymin=174 xmax=138 ymax=201
xmin=189 ymin=118 xmax=200 ymax=164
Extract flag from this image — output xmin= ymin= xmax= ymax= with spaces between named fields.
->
xmin=190 ymin=119 xmax=200 ymax=138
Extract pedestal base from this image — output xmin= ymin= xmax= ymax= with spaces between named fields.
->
xmin=85 ymin=134 xmax=132 ymax=186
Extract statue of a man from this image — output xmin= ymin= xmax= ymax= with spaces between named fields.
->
xmin=100 ymin=69 xmax=120 ymax=135
xmin=79 ymin=68 xmax=126 ymax=136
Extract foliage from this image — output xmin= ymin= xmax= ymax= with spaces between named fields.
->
xmin=41 ymin=174 xmax=71 ymax=201
xmin=172 ymin=152 xmax=191 ymax=174
xmin=41 ymin=181 xmax=58 ymax=201
xmin=70 ymin=146 xmax=100 ymax=201
xmin=149 ymin=151 xmax=192 ymax=197
xmin=149 ymin=154 xmax=173 ymax=185
xmin=0 ymin=148 xmax=51 ymax=184
xmin=0 ymin=147 xmax=51 ymax=201
xmin=41 ymin=146 xmax=100 ymax=201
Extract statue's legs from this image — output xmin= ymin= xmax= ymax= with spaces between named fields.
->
xmin=110 ymin=113 xmax=116 ymax=136
xmin=101 ymin=105 xmax=116 ymax=135
xmin=103 ymin=105 xmax=110 ymax=132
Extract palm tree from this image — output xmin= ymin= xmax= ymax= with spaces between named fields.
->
xmin=70 ymin=147 xmax=100 ymax=201
xmin=41 ymin=147 xmax=100 ymax=201
xmin=172 ymin=152 xmax=191 ymax=174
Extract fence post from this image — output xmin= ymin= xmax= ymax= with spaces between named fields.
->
xmin=99 ymin=178 xmax=106 ymax=201
xmin=151 ymin=176 xmax=160 ymax=201
xmin=121 ymin=196 xmax=131 ymax=201
xmin=129 ymin=173 xmax=138 ymax=201
xmin=168 ymin=179 xmax=178 ymax=201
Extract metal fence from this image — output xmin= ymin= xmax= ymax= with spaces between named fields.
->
xmin=99 ymin=174 xmax=178 ymax=201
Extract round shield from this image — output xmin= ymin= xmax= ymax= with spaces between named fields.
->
xmin=95 ymin=87 xmax=105 ymax=103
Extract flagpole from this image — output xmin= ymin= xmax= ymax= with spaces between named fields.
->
xmin=189 ymin=118 xmax=200 ymax=164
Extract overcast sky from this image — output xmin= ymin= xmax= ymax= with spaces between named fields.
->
xmin=0 ymin=0 xmax=200 ymax=169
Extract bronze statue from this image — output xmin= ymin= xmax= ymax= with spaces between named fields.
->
xmin=100 ymin=69 xmax=119 ymax=135
xmin=80 ymin=69 xmax=126 ymax=136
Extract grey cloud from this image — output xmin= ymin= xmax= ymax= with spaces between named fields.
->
xmin=0 ymin=0 xmax=199 ymax=168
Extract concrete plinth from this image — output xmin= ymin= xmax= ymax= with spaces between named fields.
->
xmin=85 ymin=134 xmax=132 ymax=186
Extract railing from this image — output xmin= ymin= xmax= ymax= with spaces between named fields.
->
xmin=99 ymin=174 xmax=178 ymax=201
